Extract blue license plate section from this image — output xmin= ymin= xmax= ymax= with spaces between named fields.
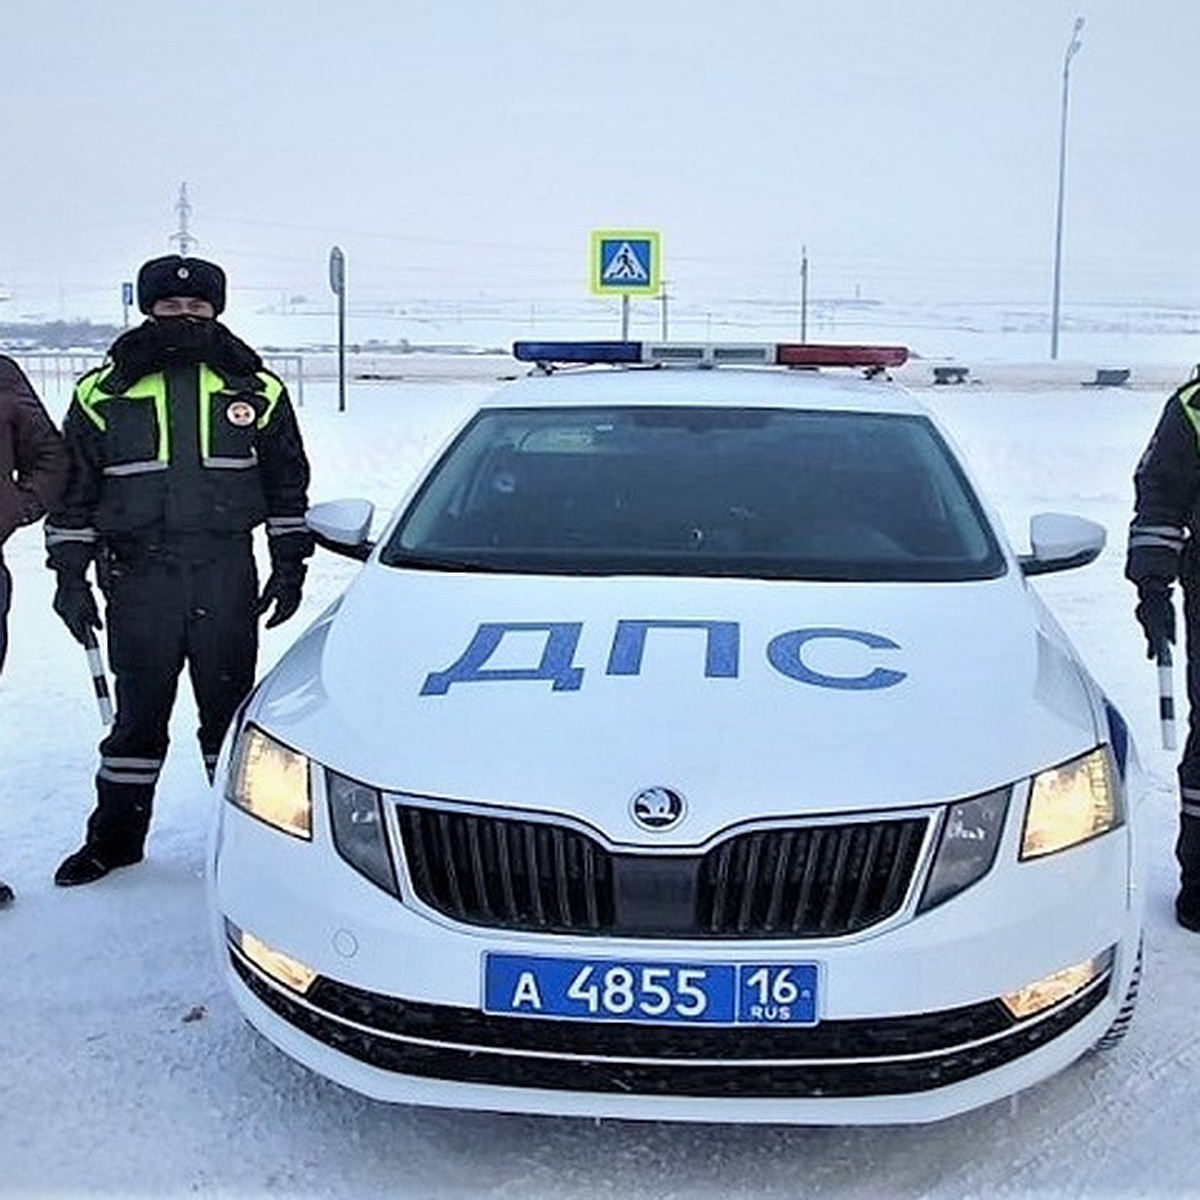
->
xmin=483 ymin=954 xmax=818 ymax=1025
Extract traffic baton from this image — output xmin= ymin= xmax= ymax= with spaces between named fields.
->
xmin=1157 ymin=643 xmax=1177 ymax=752
xmin=81 ymin=627 xmax=114 ymax=726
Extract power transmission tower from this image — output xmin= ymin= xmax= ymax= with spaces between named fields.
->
xmin=170 ymin=182 xmax=196 ymax=256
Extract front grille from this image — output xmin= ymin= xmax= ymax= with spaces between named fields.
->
xmin=232 ymin=950 xmax=1111 ymax=1099
xmin=700 ymin=820 xmax=926 ymax=936
xmin=397 ymin=804 xmax=928 ymax=938
xmin=398 ymin=807 xmax=615 ymax=932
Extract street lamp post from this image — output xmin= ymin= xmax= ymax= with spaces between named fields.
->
xmin=329 ymin=246 xmax=346 ymax=413
xmin=1050 ymin=16 xmax=1084 ymax=361
xmin=799 ymin=244 xmax=809 ymax=344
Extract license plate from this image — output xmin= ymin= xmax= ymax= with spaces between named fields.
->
xmin=483 ymin=954 xmax=818 ymax=1025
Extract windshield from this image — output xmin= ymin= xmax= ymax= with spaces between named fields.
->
xmin=381 ymin=405 xmax=1006 ymax=581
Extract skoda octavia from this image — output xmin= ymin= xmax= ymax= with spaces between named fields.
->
xmin=209 ymin=340 xmax=1144 ymax=1124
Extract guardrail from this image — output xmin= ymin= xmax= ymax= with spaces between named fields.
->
xmin=3 ymin=350 xmax=305 ymax=406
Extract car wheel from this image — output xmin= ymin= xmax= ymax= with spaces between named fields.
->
xmin=1094 ymin=937 xmax=1142 ymax=1051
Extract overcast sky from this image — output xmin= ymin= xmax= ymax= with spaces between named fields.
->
xmin=3 ymin=1 xmax=1198 ymax=327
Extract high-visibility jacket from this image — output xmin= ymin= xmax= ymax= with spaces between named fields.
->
xmin=45 ymin=355 xmax=311 ymax=572
xmin=1127 ymin=377 xmax=1200 ymax=589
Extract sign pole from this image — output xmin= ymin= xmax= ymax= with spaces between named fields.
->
xmin=590 ymin=229 xmax=662 ymax=343
xmin=328 ymin=245 xmax=347 ymax=413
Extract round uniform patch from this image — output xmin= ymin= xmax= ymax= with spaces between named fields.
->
xmin=226 ymin=400 xmax=257 ymax=427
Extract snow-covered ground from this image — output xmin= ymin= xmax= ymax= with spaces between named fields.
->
xmin=3 ymin=355 xmax=1200 ymax=1199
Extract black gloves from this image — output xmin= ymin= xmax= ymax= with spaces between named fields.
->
xmin=53 ymin=573 xmax=102 ymax=646
xmin=257 ymin=560 xmax=306 ymax=629
xmin=1135 ymin=580 xmax=1176 ymax=661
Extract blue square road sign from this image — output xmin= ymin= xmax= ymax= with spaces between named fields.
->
xmin=591 ymin=230 xmax=661 ymax=295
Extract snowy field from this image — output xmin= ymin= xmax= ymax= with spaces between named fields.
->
xmin=2 ymin=359 xmax=1199 ymax=1199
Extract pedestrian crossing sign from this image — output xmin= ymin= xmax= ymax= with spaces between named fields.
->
xmin=590 ymin=230 xmax=661 ymax=295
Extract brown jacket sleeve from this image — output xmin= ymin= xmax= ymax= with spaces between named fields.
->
xmin=0 ymin=356 xmax=70 ymax=545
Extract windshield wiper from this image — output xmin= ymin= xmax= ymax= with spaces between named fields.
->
xmin=383 ymin=552 xmax=509 ymax=573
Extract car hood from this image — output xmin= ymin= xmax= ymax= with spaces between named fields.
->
xmin=250 ymin=568 xmax=1103 ymax=847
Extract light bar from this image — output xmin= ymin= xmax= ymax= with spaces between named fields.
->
xmin=776 ymin=343 xmax=909 ymax=368
xmin=512 ymin=341 xmax=908 ymax=368
xmin=513 ymin=341 xmax=642 ymax=364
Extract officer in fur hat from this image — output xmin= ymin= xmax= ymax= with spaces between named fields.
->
xmin=45 ymin=254 xmax=313 ymax=886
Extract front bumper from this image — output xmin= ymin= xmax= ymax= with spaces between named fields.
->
xmin=228 ymin=932 xmax=1109 ymax=1097
xmin=210 ymin=773 xmax=1143 ymax=1125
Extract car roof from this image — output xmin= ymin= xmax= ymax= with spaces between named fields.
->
xmin=481 ymin=365 xmax=930 ymax=416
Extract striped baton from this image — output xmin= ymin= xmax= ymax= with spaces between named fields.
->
xmin=1158 ymin=643 xmax=1177 ymax=752
xmin=81 ymin=627 xmax=114 ymax=726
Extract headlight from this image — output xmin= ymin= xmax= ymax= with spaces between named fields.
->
xmin=918 ymin=787 xmax=1010 ymax=912
xmin=327 ymin=769 xmax=399 ymax=895
xmin=225 ymin=724 xmax=312 ymax=840
xmin=1021 ymin=747 xmax=1122 ymax=860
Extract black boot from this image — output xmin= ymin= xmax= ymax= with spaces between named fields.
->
xmin=1177 ymin=891 xmax=1200 ymax=932
xmin=56 ymin=786 xmax=153 ymax=887
xmin=0 ymin=879 xmax=12 ymax=906
xmin=1175 ymin=812 xmax=1200 ymax=932
xmin=54 ymin=841 xmax=144 ymax=887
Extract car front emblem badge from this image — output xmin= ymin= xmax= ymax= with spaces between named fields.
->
xmin=631 ymin=786 xmax=686 ymax=831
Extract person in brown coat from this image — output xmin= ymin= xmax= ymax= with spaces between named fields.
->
xmin=0 ymin=355 xmax=70 ymax=905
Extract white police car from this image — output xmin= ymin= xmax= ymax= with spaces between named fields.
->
xmin=210 ymin=340 xmax=1144 ymax=1125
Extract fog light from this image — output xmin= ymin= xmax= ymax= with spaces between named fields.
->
xmin=1001 ymin=950 xmax=1111 ymax=1019
xmin=229 ymin=920 xmax=317 ymax=995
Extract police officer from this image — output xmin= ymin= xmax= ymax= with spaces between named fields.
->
xmin=1 ymin=356 xmax=69 ymax=905
xmin=1127 ymin=366 xmax=1200 ymax=931
xmin=45 ymin=254 xmax=312 ymax=886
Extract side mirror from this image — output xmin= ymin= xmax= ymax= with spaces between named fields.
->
xmin=306 ymin=499 xmax=376 ymax=562
xmin=1018 ymin=512 xmax=1106 ymax=576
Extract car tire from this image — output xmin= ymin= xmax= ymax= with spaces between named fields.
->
xmin=1094 ymin=937 xmax=1142 ymax=1051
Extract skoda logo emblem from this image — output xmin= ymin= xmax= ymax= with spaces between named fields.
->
xmin=631 ymin=786 xmax=686 ymax=831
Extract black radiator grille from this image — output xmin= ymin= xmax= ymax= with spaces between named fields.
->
xmin=397 ymin=804 xmax=929 ymax=938
xmin=398 ymin=806 xmax=614 ymax=932
xmin=699 ymin=818 xmax=927 ymax=936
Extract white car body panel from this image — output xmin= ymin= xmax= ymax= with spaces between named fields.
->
xmin=253 ymin=571 xmax=1099 ymax=832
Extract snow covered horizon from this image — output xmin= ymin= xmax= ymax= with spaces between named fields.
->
xmin=8 ymin=292 xmax=1200 ymax=372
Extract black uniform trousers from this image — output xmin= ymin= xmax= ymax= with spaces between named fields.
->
xmin=86 ymin=534 xmax=258 ymax=852
xmin=0 ymin=548 xmax=10 ymax=676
